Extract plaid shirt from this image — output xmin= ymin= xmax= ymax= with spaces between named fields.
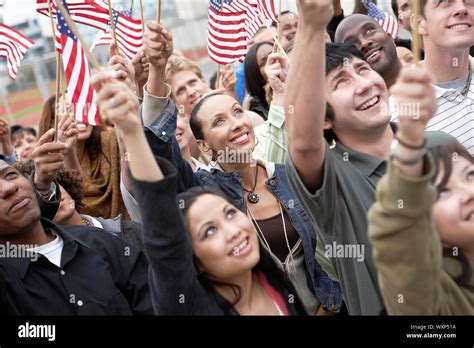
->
xmin=253 ymin=103 xmax=288 ymax=164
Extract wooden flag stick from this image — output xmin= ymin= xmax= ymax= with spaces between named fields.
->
xmin=56 ymin=1 xmax=101 ymax=71
xmin=139 ymin=0 xmax=145 ymax=32
xmin=130 ymin=0 xmax=134 ymax=15
xmin=277 ymin=0 xmax=282 ymax=42
xmin=157 ymin=0 xmax=161 ymax=23
xmin=412 ymin=0 xmax=421 ymax=64
xmin=258 ymin=11 xmax=290 ymax=61
xmin=107 ymin=0 xmax=120 ymax=55
xmin=216 ymin=65 xmax=221 ymax=89
xmin=47 ymin=0 xmax=62 ymax=142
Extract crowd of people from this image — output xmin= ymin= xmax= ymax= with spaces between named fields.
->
xmin=0 ymin=0 xmax=472 ymax=316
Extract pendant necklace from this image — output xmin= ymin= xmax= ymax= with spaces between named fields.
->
xmin=242 ymin=165 xmax=259 ymax=204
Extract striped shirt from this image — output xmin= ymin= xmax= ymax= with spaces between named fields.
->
xmin=253 ymin=103 xmax=288 ymax=164
xmin=427 ymin=56 xmax=474 ymax=155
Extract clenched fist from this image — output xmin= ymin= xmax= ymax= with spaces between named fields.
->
xmin=143 ymin=21 xmax=173 ymax=71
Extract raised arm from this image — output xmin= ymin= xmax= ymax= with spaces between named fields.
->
xmin=92 ymin=72 xmax=211 ymax=314
xmin=368 ymin=66 xmax=450 ymax=314
xmin=285 ymin=0 xmax=333 ymax=192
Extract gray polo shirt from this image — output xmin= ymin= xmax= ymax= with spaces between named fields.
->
xmin=285 ymin=130 xmax=458 ymax=315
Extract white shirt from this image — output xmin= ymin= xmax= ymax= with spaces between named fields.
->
xmin=428 ymin=56 xmax=474 ymax=155
xmin=27 ymin=232 xmax=64 ymax=268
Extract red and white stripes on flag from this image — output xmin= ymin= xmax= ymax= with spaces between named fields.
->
xmin=0 ymin=23 xmax=35 ymax=80
xmin=257 ymin=0 xmax=278 ymax=23
xmin=207 ymin=2 xmax=247 ymax=65
xmin=57 ymin=4 xmax=100 ymax=125
xmin=364 ymin=0 xmax=399 ymax=39
xmin=91 ymin=9 xmax=143 ymax=61
xmin=91 ymin=28 xmax=112 ymax=51
xmin=222 ymin=0 xmax=262 ymax=41
xmin=36 ymin=0 xmax=110 ymax=31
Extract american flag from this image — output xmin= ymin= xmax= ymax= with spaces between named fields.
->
xmin=36 ymin=0 xmax=110 ymax=32
xmin=57 ymin=1 xmax=100 ymax=125
xmin=222 ymin=0 xmax=262 ymax=40
xmin=363 ymin=0 xmax=399 ymax=39
xmin=0 ymin=23 xmax=35 ymax=80
xmin=257 ymin=0 xmax=278 ymax=23
xmin=91 ymin=8 xmax=143 ymax=61
xmin=208 ymin=0 xmax=247 ymax=65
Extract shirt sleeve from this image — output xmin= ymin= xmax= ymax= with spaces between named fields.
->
xmin=367 ymin=156 xmax=463 ymax=314
xmin=253 ymin=103 xmax=288 ymax=164
xmin=142 ymin=83 xmax=172 ymax=128
xmin=285 ymin=143 xmax=339 ymax=234
xmin=2 ymin=148 xmax=17 ymax=164
xmin=130 ymin=156 xmax=216 ymax=314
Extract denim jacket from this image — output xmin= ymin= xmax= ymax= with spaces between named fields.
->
xmin=142 ymin=97 xmax=342 ymax=312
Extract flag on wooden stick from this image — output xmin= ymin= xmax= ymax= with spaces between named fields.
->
xmin=0 ymin=23 xmax=35 ymax=80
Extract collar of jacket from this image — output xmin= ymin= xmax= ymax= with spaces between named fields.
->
xmin=2 ymin=218 xmax=94 ymax=279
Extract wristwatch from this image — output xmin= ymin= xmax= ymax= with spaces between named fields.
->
xmin=390 ymin=138 xmax=428 ymax=165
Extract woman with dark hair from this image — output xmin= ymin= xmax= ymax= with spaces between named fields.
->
xmin=92 ymin=74 xmax=306 ymax=315
xmin=37 ymin=94 xmax=129 ymax=219
xmin=244 ymin=41 xmax=273 ymax=120
xmin=368 ymin=76 xmax=474 ymax=314
xmin=92 ymin=69 xmax=342 ymax=315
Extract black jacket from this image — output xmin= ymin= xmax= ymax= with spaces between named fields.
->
xmin=131 ymin=157 xmax=304 ymax=315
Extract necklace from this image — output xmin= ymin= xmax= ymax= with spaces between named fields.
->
xmin=81 ymin=217 xmax=93 ymax=227
xmin=242 ymin=165 xmax=259 ymax=204
xmin=247 ymin=203 xmax=295 ymax=270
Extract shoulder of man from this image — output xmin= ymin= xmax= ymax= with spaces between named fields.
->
xmin=426 ymin=130 xmax=461 ymax=148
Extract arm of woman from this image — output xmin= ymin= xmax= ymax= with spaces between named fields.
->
xmin=368 ymin=66 xmax=448 ymax=314
xmin=92 ymin=72 xmax=215 ymax=314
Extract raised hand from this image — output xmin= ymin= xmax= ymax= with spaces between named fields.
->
xmin=107 ymin=42 xmax=135 ymax=89
xmin=265 ymin=45 xmax=290 ymax=103
xmin=0 ymin=118 xmax=13 ymax=157
xmin=31 ymin=129 xmax=68 ymax=191
xmin=297 ymin=0 xmax=334 ymax=31
xmin=390 ymin=66 xmax=437 ymax=145
xmin=57 ymin=112 xmax=79 ymax=153
xmin=91 ymin=70 xmax=141 ymax=136
xmin=143 ymin=21 xmax=173 ymax=71
xmin=132 ymin=49 xmax=150 ymax=97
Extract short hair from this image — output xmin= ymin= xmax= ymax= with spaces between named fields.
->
xmin=165 ymin=57 xmax=205 ymax=87
xmin=324 ymin=43 xmax=367 ymax=140
xmin=325 ymin=43 xmax=366 ymax=77
xmin=10 ymin=125 xmax=36 ymax=141
xmin=14 ymin=160 xmax=85 ymax=212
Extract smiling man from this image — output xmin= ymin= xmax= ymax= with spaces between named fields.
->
xmin=417 ymin=0 xmax=474 ymax=155
xmin=0 ymin=159 xmax=152 ymax=315
xmin=285 ymin=0 xmax=458 ymax=315
xmin=335 ymin=14 xmax=402 ymax=88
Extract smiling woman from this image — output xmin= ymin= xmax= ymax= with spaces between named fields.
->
xmin=138 ymin=87 xmax=343 ymax=315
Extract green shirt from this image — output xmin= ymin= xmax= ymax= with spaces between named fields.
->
xmin=368 ymin=156 xmax=474 ymax=314
xmin=285 ymin=129 xmax=458 ymax=315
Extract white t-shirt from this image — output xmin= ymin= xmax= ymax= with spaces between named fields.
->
xmin=27 ymin=232 xmax=64 ymax=267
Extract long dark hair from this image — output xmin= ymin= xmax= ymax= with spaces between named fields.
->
xmin=244 ymin=42 xmax=272 ymax=110
xmin=177 ymin=187 xmax=306 ymax=314
xmin=431 ymin=142 xmax=473 ymax=286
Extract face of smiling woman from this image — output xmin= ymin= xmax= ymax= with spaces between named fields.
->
xmin=185 ymin=194 xmax=260 ymax=282
xmin=433 ymin=155 xmax=474 ymax=251
xmin=194 ymin=94 xmax=256 ymax=163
